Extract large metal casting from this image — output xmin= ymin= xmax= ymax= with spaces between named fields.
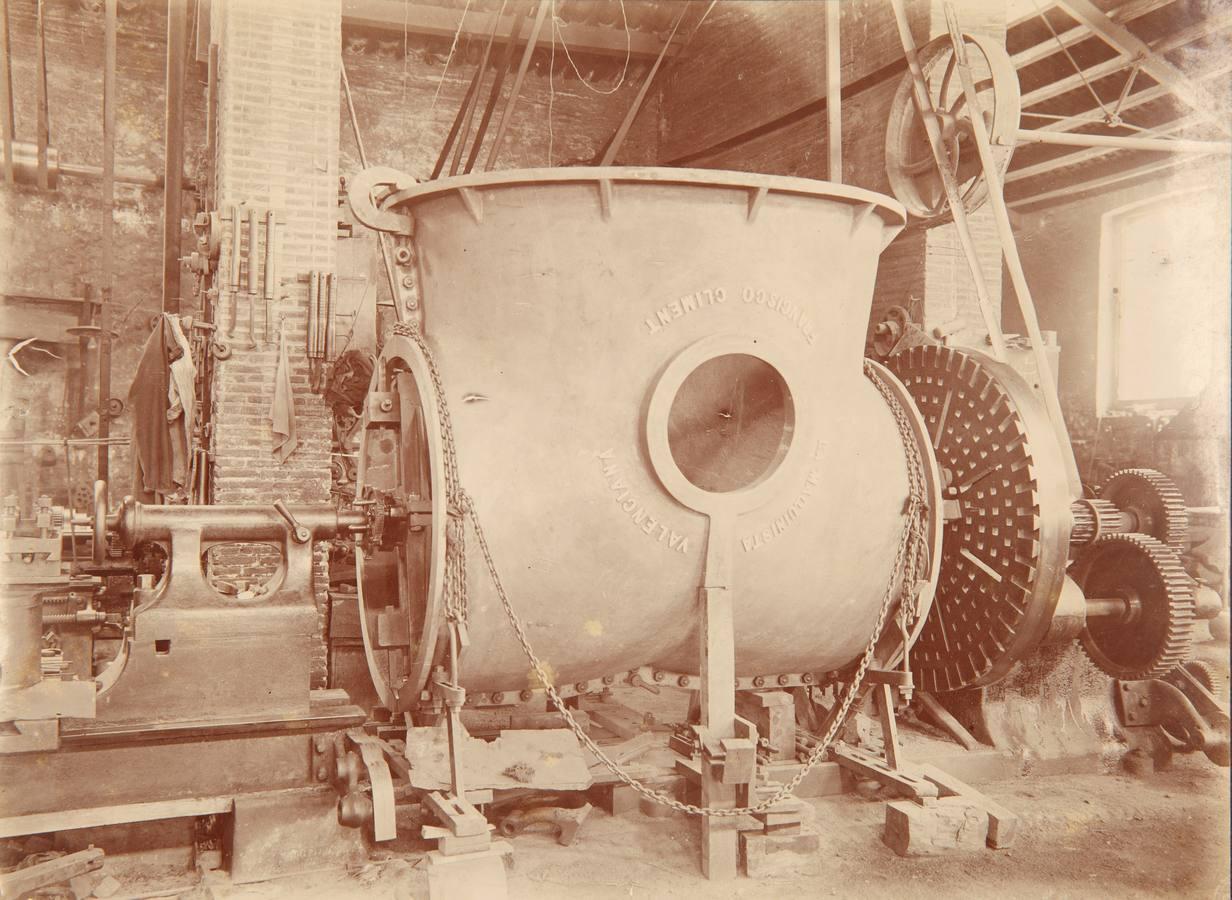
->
xmin=350 ymin=167 xmax=943 ymax=699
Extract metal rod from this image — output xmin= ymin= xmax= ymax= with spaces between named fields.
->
xmin=1014 ymin=127 xmax=1232 ymax=154
xmin=226 ymin=204 xmax=240 ymax=337
xmin=264 ymin=209 xmax=275 ymax=345
xmin=97 ymin=0 xmax=117 ymax=487
xmin=944 ymin=4 xmax=1081 ymax=497
xmin=340 ymin=59 xmax=403 ymax=325
xmin=825 ymin=0 xmax=842 ymax=181
xmin=887 ymin=0 xmax=1009 ymax=363
xmin=243 ymin=206 xmax=258 ymax=350
xmin=449 ymin=2 xmax=504 ymax=178
xmin=35 ymin=0 xmax=48 ymax=190
xmin=162 ymin=0 xmax=188 ymax=314
xmin=597 ymin=5 xmax=687 ymax=168
xmin=431 ymin=55 xmax=486 ymax=180
xmin=463 ymin=3 xmax=529 ymax=175
xmin=0 ymin=0 xmax=14 ymax=183
xmin=484 ymin=0 xmax=550 ymax=171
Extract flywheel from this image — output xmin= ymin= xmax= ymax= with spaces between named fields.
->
xmin=1070 ymin=532 xmax=1194 ymax=681
xmin=887 ymin=345 xmax=1073 ymax=692
xmin=1098 ymin=468 xmax=1189 ymax=555
xmin=885 ymin=31 xmax=1021 ymax=221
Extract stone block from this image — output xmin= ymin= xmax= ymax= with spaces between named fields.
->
xmin=740 ymin=828 xmax=822 ymax=877
xmin=883 ymin=799 xmax=989 ymax=857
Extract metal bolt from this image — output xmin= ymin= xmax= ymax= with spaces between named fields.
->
xmin=677 ymin=675 xmax=690 ymax=687
xmin=802 ymin=673 xmax=815 ymax=684
xmin=379 ymin=398 xmax=393 ymax=412
xmin=753 ymin=676 xmax=765 ymax=687
xmin=316 ymin=766 xmax=328 ymax=781
xmin=394 ymin=246 xmax=413 ymax=265
xmin=314 ymin=737 xmax=327 ymax=753
xmin=652 ymin=670 xmax=665 ymax=683
xmin=575 ymin=681 xmax=589 ymax=693
xmin=520 ymin=690 xmax=533 ymax=702
xmin=1138 ymin=697 xmax=1148 ymax=707
xmin=778 ymin=674 xmax=790 ymax=686
xmin=401 ymin=274 xmax=415 ymax=288
xmin=602 ymin=675 xmax=614 ymax=685
xmin=492 ymin=692 xmax=505 ymax=704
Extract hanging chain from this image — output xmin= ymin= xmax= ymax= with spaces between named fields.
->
xmin=392 ymin=320 xmax=930 ymax=816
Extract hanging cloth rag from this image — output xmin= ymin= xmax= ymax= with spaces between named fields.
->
xmin=128 ymin=315 xmax=179 ymax=496
xmin=165 ymin=315 xmax=196 ymax=491
xmin=270 ymin=322 xmax=298 ymax=463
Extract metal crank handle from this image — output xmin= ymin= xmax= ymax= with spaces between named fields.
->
xmin=272 ymin=500 xmax=312 ymax=544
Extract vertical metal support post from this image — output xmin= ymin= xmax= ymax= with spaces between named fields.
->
xmin=97 ymin=0 xmax=117 ymax=485
xmin=700 ymin=514 xmax=738 ymax=880
xmin=484 ymin=0 xmax=550 ymax=171
xmin=887 ymin=0 xmax=1009 ymax=363
xmin=34 ymin=0 xmax=48 ymax=189
xmin=876 ymin=683 xmax=901 ymax=770
xmin=162 ymin=0 xmax=188 ymax=314
xmin=0 ymin=0 xmax=15 ymax=183
xmin=942 ymin=4 xmax=1081 ymax=497
xmin=825 ymin=0 xmax=842 ymax=182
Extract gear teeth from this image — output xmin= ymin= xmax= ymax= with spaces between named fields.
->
xmin=1074 ymin=532 xmax=1195 ymax=681
xmin=1181 ymin=659 xmax=1226 ymax=698
xmin=1099 ymin=468 xmax=1189 ymax=555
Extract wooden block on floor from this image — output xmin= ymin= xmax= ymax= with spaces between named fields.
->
xmin=425 ymin=841 xmax=513 ymax=900
xmin=916 ymin=763 xmax=1019 ymax=849
xmin=740 ymin=828 xmax=822 ymax=877
xmin=883 ymin=799 xmax=989 ymax=857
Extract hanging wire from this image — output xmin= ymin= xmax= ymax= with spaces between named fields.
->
xmin=548 ymin=1 xmax=557 ymax=165
xmin=1030 ymin=0 xmax=1112 ymax=119
xmin=552 ymin=0 xmax=630 ymax=95
xmin=426 ymin=0 xmax=475 ymax=121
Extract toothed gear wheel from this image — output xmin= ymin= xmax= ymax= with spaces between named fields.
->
xmin=1071 ymin=533 xmax=1194 ymax=681
xmin=888 ymin=345 xmax=1073 ymax=692
xmin=1179 ymin=659 xmax=1225 ymax=698
xmin=1099 ymin=468 xmax=1188 ymax=555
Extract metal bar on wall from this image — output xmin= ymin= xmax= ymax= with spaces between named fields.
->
xmin=484 ymin=0 xmax=549 ymax=171
xmin=163 ymin=0 xmax=188 ymax=314
xmin=98 ymin=0 xmax=117 ymax=485
xmin=825 ymin=0 xmax=841 ymax=181
xmin=34 ymin=0 xmax=49 ymax=189
xmin=0 ymin=0 xmax=14 ymax=183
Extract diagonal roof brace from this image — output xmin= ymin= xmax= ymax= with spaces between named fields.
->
xmin=1051 ymin=0 xmax=1231 ymax=137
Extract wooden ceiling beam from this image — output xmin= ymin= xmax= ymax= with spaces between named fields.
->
xmin=1007 ymin=152 xmax=1220 ymax=208
xmin=1007 ymin=112 xmax=1210 ymax=183
xmin=340 ymin=0 xmax=676 ymax=59
xmin=1027 ymin=61 xmax=1232 ymax=134
xmin=1011 ymin=0 xmax=1172 ymax=69
xmin=1051 ymin=0 xmax=1230 ymax=135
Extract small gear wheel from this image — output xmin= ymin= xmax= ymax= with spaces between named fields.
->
xmin=1179 ymin=659 xmax=1226 ymax=699
xmin=1098 ymin=468 xmax=1188 ymax=555
xmin=1071 ymin=533 xmax=1194 ymax=681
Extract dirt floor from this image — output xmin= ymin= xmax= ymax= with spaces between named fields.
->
xmin=22 ymin=639 xmax=1231 ymax=899
xmin=188 ymin=753 xmax=1226 ymax=900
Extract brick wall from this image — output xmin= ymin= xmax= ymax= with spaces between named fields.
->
xmin=210 ymin=0 xmax=341 ymax=686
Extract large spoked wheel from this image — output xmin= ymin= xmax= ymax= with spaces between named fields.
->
xmin=885 ymin=32 xmax=1020 ymax=222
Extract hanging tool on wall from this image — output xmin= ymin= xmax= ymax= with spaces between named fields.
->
xmin=226 ymin=204 xmax=241 ymax=338
xmin=242 ymin=206 xmax=259 ymax=350
xmin=305 ymin=271 xmax=336 ymax=394
xmin=263 ymin=209 xmax=277 ymax=347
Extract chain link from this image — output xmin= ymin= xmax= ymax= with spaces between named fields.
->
xmin=392 ymin=321 xmax=930 ymax=816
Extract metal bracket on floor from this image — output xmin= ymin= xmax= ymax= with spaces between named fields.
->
xmin=1115 ymin=667 xmax=1230 ymax=767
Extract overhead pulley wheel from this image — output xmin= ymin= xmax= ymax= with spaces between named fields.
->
xmin=887 ymin=345 xmax=1072 ymax=692
xmin=885 ymin=32 xmax=1021 ymax=221
xmin=1070 ymin=532 xmax=1194 ymax=681
xmin=1098 ymin=468 xmax=1189 ymax=555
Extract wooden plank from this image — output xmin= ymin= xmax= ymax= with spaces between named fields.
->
xmin=659 ymin=0 xmax=929 ymax=164
xmin=1007 ymin=152 xmax=1216 ymax=208
xmin=0 ymin=848 xmax=103 ymax=897
xmin=341 ymin=0 xmax=673 ymax=59
xmin=0 ymin=796 xmax=233 ymax=839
